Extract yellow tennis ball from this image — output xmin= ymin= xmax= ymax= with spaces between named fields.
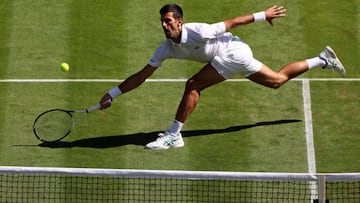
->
xmin=60 ymin=63 xmax=69 ymax=72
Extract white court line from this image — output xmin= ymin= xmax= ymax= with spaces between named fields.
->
xmin=302 ymin=79 xmax=318 ymax=201
xmin=0 ymin=78 xmax=359 ymax=83
xmin=302 ymin=79 xmax=316 ymax=173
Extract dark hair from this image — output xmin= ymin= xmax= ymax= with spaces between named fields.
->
xmin=160 ymin=4 xmax=183 ymax=19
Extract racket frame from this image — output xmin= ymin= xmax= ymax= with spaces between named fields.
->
xmin=33 ymin=103 xmax=103 ymax=143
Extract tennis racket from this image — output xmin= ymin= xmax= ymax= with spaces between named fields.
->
xmin=33 ymin=102 xmax=105 ymax=143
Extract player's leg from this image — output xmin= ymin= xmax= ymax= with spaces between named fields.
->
xmin=247 ymin=61 xmax=308 ymax=89
xmin=145 ymin=63 xmax=225 ymax=150
xmin=248 ymin=46 xmax=346 ymax=88
xmin=175 ymin=63 xmax=226 ymax=123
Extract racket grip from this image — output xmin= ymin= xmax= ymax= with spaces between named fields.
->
xmin=86 ymin=99 xmax=111 ymax=113
xmin=86 ymin=103 xmax=102 ymax=113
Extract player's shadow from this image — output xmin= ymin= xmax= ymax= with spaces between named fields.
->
xmin=39 ymin=119 xmax=301 ymax=149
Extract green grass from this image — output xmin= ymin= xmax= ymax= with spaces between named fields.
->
xmin=311 ymin=82 xmax=360 ymax=172
xmin=0 ymin=0 xmax=359 ymax=174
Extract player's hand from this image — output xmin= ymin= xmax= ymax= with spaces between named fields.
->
xmin=100 ymin=94 xmax=113 ymax=110
xmin=265 ymin=5 xmax=286 ymax=26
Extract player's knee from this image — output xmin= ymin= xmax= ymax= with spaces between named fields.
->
xmin=270 ymin=82 xmax=282 ymax=89
xmin=270 ymin=80 xmax=286 ymax=89
xmin=268 ymin=76 xmax=288 ymax=89
xmin=185 ymin=79 xmax=201 ymax=93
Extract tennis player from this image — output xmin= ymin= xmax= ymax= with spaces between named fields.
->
xmin=99 ymin=4 xmax=345 ymax=149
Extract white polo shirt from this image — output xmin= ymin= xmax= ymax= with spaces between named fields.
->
xmin=148 ymin=21 xmax=262 ymax=78
xmin=149 ymin=22 xmax=233 ymax=67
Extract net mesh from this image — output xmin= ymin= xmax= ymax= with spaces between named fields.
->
xmin=326 ymin=181 xmax=360 ymax=202
xmin=0 ymin=175 xmax=313 ymax=202
xmin=0 ymin=167 xmax=359 ymax=203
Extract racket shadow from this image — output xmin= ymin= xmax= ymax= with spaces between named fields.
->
xmin=38 ymin=119 xmax=301 ymax=149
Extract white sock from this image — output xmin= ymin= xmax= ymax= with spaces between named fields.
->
xmin=306 ymin=57 xmax=326 ymax=70
xmin=167 ymin=120 xmax=184 ymax=135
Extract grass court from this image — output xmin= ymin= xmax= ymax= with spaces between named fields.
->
xmin=0 ymin=0 xmax=359 ymax=173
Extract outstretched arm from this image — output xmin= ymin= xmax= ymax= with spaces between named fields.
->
xmin=100 ymin=64 xmax=157 ymax=109
xmin=224 ymin=5 xmax=286 ymax=31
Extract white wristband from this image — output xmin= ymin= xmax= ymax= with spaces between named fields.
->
xmin=108 ymin=86 xmax=122 ymax=99
xmin=253 ymin=11 xmax=266 ymax=22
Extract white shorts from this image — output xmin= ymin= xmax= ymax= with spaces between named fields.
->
xmin=210 ymin=38 xmax=262 ymax=79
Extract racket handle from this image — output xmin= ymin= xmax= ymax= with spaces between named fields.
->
xmin=86 ymin=103 xmax=102 ymax=113
xmin=86 ymin=99 xmax=112 ymax=113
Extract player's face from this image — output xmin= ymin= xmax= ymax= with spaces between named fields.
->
xmin=160 ymin=12 xmax=182 ymax=43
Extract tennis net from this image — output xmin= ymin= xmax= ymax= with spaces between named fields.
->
xmin=0 ymin=166 xmax=359 ymax=203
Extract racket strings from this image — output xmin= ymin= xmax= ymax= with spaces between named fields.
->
xmin=33 ymin=110 xmax=73 ymax=142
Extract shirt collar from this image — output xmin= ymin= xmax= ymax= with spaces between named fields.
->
xmin=169 ymin=25 xmax=187 ymax=45
xmin=180 ymin=25 xmax=188 ymax=44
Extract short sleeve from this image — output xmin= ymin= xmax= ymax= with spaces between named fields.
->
xmin=198 ymin=22 xmax=226 ymax=39
xmin=148 ymin=41 xmax=170 ymax=67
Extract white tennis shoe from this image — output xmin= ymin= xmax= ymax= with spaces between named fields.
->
xmin=145 ymin=132 xmax=184 ymax=150
xmin=319 ymin=46 xmax=346 ymax=75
